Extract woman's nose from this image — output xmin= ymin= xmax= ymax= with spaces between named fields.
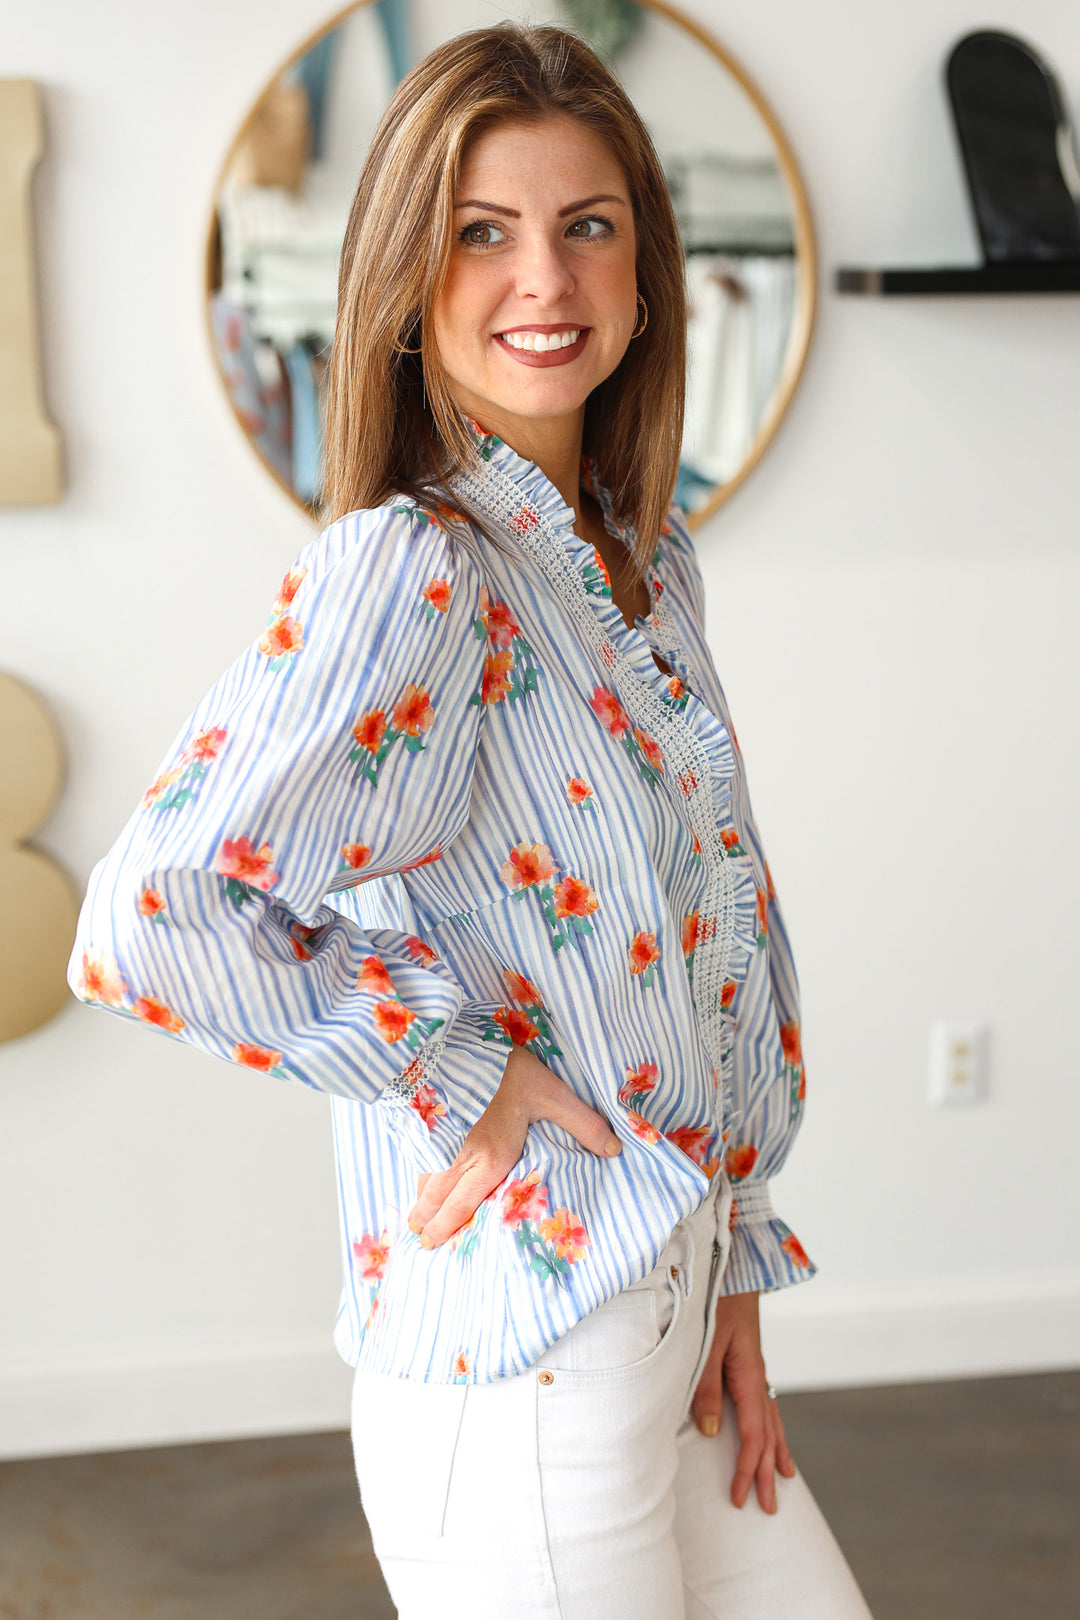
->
xmin=513 ymin=233 xmax=576 ymax=303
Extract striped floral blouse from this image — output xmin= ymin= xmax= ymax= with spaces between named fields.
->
xmin=69 ymin=421 xmax=814 ymax=1384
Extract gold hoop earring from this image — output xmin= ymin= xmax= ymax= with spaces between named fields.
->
xmin=630 ymin=294 xmax=648 ymax=339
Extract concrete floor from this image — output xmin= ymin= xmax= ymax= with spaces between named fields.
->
xmin=0 ymin=1369 xmax=1076 ymax=1619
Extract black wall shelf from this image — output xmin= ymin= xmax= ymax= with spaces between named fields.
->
xmin=835 ymin=263 xmax=1080 ymax=295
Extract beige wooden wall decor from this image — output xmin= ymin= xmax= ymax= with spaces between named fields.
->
xmin=0 ymin=672 xmax=79 ymax=1042
xmin=0 ymin=79 xmax=63 ymax=506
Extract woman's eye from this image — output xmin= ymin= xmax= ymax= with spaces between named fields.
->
xmin=459 ymin=221 xmax=506 ymax=248
xmin=567 ymin=215 xmax=614 ymax=240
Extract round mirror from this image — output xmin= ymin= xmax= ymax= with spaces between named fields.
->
xmin=206 ymin=0 xmax=815 ymax=525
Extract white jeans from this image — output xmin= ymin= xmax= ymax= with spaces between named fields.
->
xmin=350 ymin=1177 xmax=873 ymax=1620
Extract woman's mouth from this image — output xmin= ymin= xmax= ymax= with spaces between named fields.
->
xmin=494 ymin=326 xmax=589 ymax=366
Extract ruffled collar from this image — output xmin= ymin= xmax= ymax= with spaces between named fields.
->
xmin=451 ymin=418 xmax=671 ymax=676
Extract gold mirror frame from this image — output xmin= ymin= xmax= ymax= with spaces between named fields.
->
xmin=204 ymin=0 xmax=816 ymax=530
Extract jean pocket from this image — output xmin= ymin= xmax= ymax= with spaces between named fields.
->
xmin=350 ymin=1368 xmax=468 ymax=1548
xmin=538 ymin=1261 xmax=683 ymax=1386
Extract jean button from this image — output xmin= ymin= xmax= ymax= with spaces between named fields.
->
xmin=538 ymin=1369 xmax=554 ymax=1386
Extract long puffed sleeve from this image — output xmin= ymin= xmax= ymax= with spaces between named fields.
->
xmin=68 ymin=503 xmax=510 ymax=1108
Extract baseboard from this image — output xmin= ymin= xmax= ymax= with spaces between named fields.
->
xmin=761 ymin=1271 xmax=1080 ymax=1391
xmin=0 ymin=1335 xmax=354 ymax=1462
xmin=3 ymin=1274 xmax=1078 ymax=1461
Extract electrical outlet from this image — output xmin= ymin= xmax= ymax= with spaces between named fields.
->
xmin=928 ymin=1020 xmax=987 ymax=1106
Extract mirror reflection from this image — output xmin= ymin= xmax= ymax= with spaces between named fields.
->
xmin=207 ymin=0 xmax=812 ymax=518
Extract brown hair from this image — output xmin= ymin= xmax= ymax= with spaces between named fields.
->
xmin=321 ymin=22 xmax=686 ymax=574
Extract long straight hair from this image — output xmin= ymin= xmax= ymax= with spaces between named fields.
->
xmin=321 ymin=23 xmax=686 ymax=574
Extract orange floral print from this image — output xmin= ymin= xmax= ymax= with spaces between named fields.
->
xmin=484 ymin=598 xmax=522 ymax=649
xmin=781 ymin=1232 xmax=812 ymax=1269
xmin=501 ymin=1169 xmax=549 ymax=1227
xmin=481 ymin=647 xmax=514 ymax=704
xmin=729 ymin=1198 xmax=740 ymax=1230
xmin=471 ymin=586 xmax=539 ymax=706
xmin=401 ymin=846 xmax=442 ymax=871
xmin=724 ymin=1142 xmax=759 ymax=1181
xmin=668 ymin=676 xmax=684 ymax=701
xmin=721 ymin=980 xmax=738 ymax=1010
xmin=756 ymin=889 xmax=768 ymax=944
xmin=666 ymin=1124 xmax=714 ymax=1166
xmin=493 ymin=1006 xmax=540 ymax=1046
xmin=353 ymin=1230 xmax=390 ymax=1280
xmin=272 ymin=566 xmax=307 ymax=617
xmin=588 ymin=686 xmax=630 ymax=739
xmin=765 ymin=860 xmax=777 ymax=901
xmin=374 ymin=1001 xmax=416 ymax=1043
xmin=453 ymin=1351 xmax=472 ymax=1382
xmin=506 ymin=505 xmax=540 ymax=539
xmin=410 ymin=1082 xmax=448 ymax=1129
xmin=633 ymin=727 xmax=663 ymax=772
xmin=215 ymin=837 xmax=280 ymax=894
xmin=73 ymin=948 xmax=128 ymax=1006
xmin=780 ymin=1021 xmax=802 ymax=1067
xmin=626 ymin=1109 xmax=661 ymax=1144
xmin=233 ymin=1041 xmax=283 ymax=1072
xmin=628 ymin=931 xmax=661 ymax=984
xmin=340 ymin=842 xmax=371 ymax=870
xmin=682 ymin=912 xmax=699 ymax=957
xmin=353 ymin=710 xmax=387 ymax=755
xmin=259 ymin=615 xmax=304 ymax=660
xmin=404 ymin=936 xmax=439 ymax=967
xmin=138 ymin=887 xmax=165 ymax=919
xmin=392 ymin=684 xmax=435 ymax=737
xmin=501 ymin=842 xmax=556 ymax=889
xmin=720 ymin=826 xmax=741 ymax=852
xmin=553 ymin=874 xmax=599 ymax=919
xmin=539 ymin=1207 xmax=590 ymax=1263
xmin=677 ymin=770 xmax=698 ymax=797
xmin=132 ymin=996 xmax=185 ymax=1034
xmin=422 ymin=578 xmax=452 ymax=613
xmin=566 ymin=776 xmax=594 ymax=804
xmin=502 ymin=969 xmax=542 ymax=1004
xmin=357 ymin=955 xmax=395 ymax=995
xmin=501 ymin=845 xmax=599 ymax=954
xmin=141 ymin=766 xmax=183 ymax=809
xmin=618 ymin=1061 xmax=658 ymax=1105
xmin=180 ymin=726 xmax=227 ymax=766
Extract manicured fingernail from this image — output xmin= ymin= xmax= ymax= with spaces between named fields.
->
xmin=407 ymin=1217 xmax=422 ymax=1233
xmin=700 ymin=1414 xmax=720 ymax=1437
xmin=420 ymin=1234 xmax=434 ymax=1250
xmin=604 ymin=1134 xmax=622 ymax=1156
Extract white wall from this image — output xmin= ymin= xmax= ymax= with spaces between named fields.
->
xmin=2 ymin=0 xmax=1078 ymax=1459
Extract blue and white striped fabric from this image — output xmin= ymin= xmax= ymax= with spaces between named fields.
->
xmin=68 ymin=423 xmax=814 ymax=1384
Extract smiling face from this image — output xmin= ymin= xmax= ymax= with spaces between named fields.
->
xmin=432 ymin=115 xmax=638 ymax=448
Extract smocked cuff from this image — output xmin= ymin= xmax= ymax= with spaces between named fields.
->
xmin=719 ymin=1178 xmax=817 ymax=1295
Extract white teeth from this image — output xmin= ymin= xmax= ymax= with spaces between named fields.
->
xmin=501 ymin=329 xmax=580 ymax=351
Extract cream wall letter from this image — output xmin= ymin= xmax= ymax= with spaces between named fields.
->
xmin=0 ymin=80 xmax=63 ymax=506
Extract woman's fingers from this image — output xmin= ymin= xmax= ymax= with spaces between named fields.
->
xmin=415 ymin=1157 xmax=510 ymax=1247
xmin=730 ymin=1393 xmax=767 ymax=1510
xmin=407 ymin=1050 xmax=622 ymax=1248
xmin=771 ymin=1396 xmax=797 ymax=1478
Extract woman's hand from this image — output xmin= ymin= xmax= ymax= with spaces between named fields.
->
xmin=691 ymin=1289 xmax=796 ymax=1514
xmin=406 ymin=1046 xmax=622 ymax=1247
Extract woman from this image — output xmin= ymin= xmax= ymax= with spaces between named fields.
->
xmin=69 ymin=23 xmax=872 ymax=1620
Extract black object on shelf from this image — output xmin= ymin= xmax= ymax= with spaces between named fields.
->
xmin=835 ymin=28 xmax=1080 ymax=294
